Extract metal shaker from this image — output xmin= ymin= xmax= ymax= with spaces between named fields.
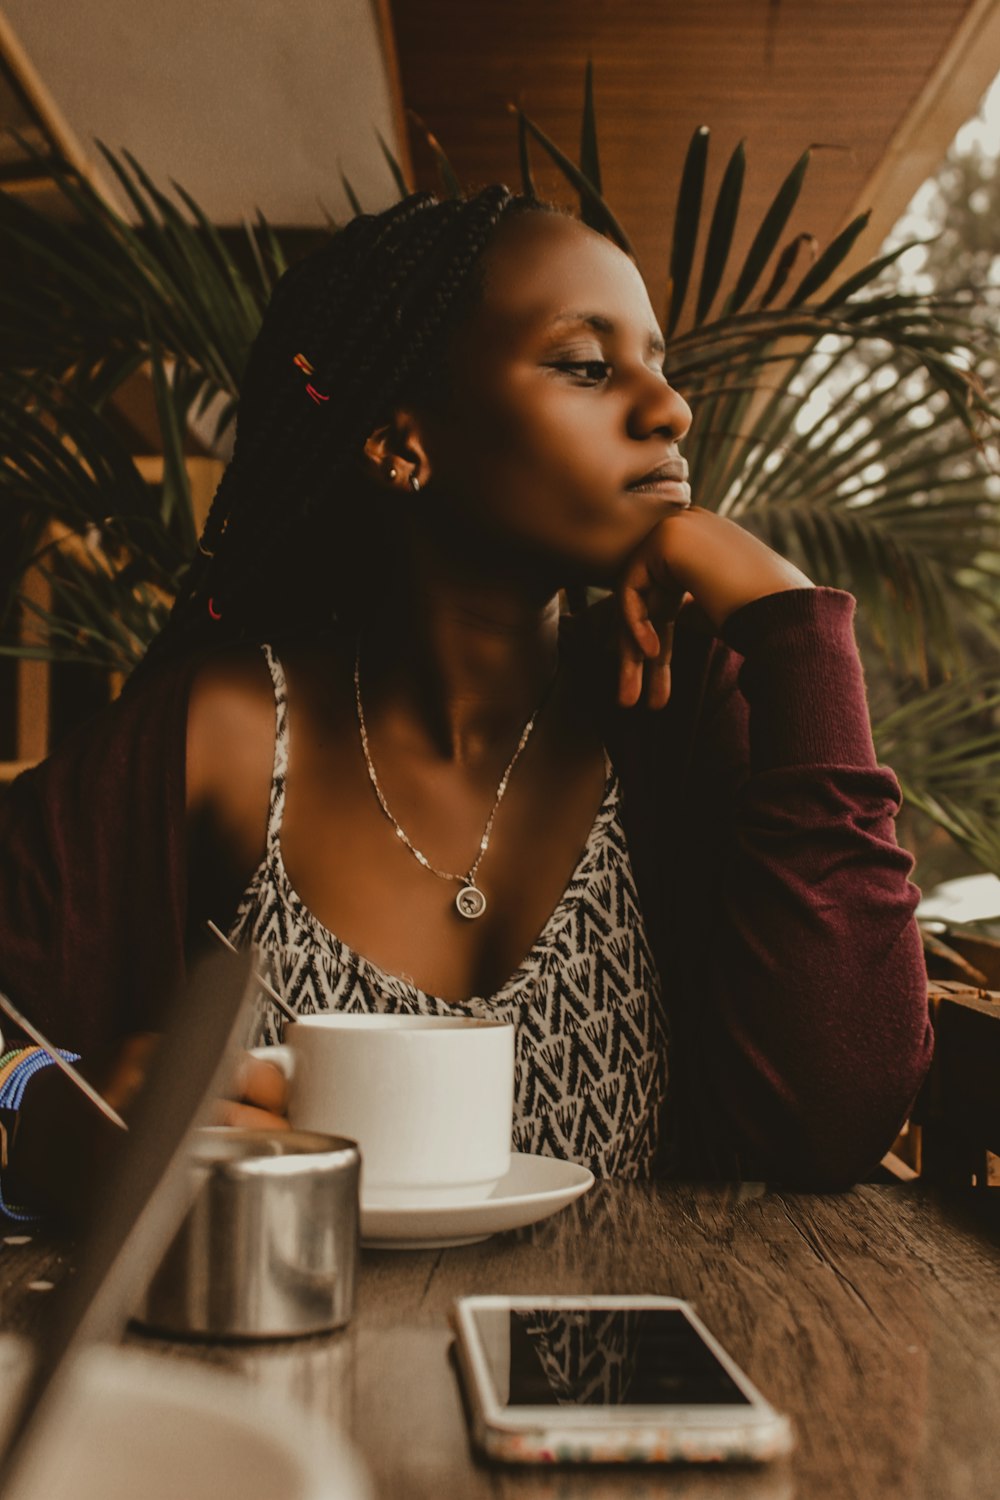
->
xmin=134 ymin=1127 xmax=360 ymax=1340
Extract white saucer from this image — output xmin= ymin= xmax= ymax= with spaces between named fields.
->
xmin=360 ymin=1151 xmax=594 ymax=1249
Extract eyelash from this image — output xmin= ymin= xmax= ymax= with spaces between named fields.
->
xmin=549 ymin=360 xmax=613 ymax=385
xmin=547 ymin=359 xmax=670 ymax=387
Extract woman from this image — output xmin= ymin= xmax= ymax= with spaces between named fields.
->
xmin=0 ymin=188 xmax=932 ymax=1206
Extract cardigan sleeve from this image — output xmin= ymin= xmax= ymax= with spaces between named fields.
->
xmin=0 ymin=657 xmax=198 ymax=1054
xmin=663 ymin=586 xmax=933 ymax=1186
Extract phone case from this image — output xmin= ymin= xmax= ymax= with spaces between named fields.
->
xmin=451 ymin=1296 xmax=794 ymax=1466
xmin=474 ymin=1412 xmax=793 ymax=1464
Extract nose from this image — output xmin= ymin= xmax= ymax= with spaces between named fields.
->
xmin=628 ymin=369 xmax=692 ymax=444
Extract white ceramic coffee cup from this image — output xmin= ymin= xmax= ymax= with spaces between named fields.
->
xmin=251 ymin=1014 xmax=514 ymax=1206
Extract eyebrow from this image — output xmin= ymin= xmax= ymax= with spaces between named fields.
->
xmin=545 ymin=312 xmax=667 ymax=359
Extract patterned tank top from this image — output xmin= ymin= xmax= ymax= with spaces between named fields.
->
xmin=229 ymin=645 xmax=668 ymax=1179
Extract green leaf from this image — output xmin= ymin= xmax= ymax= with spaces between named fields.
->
xmin=254 ymin=209 xmax=289 ymax=281
xmin=820 ymin=237 xmax=933 ymax=308
xmin=169 ymin=177 xmax=265 ymax=326
xmin=694 ymin=139 xmax=745 ymax=325
xmin=406 ymin=110 xmax=462 ymax=200
xmin=758 ymin=232 xmax=817 ymax=308
xmin=515 ymin=105 xmax=537 ymax=200
xmin=514 ymin=107 xmax=634 ymax=255
xmin=339 ymin=169 xmax=364 ymax=218
xmin=145 ymin=333 xmax=196 ymax=553
xmin=376 ymin=129 xmax=411 ymax=200
xmin=665 ymin=126 xmax=709 ymax=336
xmin=789 ymin=211 xmax=871 ymax=305
xmin=724 ymin=148 xmax=811 ymax=314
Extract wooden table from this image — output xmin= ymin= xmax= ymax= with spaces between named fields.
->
xmin=3 ymin=1180 xmax=999 ymax=1500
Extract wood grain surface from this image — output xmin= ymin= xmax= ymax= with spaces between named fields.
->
xmin=3 ymin=1182 xmax=999 ymax=1499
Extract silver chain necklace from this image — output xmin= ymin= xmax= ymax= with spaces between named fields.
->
xmin=353 ymin=643 xmax=552 ymax=920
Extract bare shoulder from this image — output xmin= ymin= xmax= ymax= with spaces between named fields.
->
xmin=185 ymin=633 xmax=353 ymax=812
xmin=185 ymin=645 xmax=277 ymax=814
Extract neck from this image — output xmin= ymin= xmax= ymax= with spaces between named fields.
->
xmin=358 ymin=548 xmax=563 ymax=768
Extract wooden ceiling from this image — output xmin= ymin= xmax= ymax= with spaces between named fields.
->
xmin=0 ymin=0 xmax=403 ymax=226
xmin=388 ymin=0 xmax=998 ymax=323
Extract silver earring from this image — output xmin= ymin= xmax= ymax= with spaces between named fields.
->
xmin=387 ymin=465 xmax=398 ymax=482
xmin=409 ymin=474 xmax=421 ymax=493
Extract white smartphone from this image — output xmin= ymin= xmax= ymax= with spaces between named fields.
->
xmin=450 ymin=1294 xmax=794 ymax=1465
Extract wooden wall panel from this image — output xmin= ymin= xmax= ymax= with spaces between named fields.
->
xmin=388 ymin=0 xmax=982 ymax=323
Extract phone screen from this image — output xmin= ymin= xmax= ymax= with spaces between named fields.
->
xmin=471 ymin=1306 xmax=752 ymax=1408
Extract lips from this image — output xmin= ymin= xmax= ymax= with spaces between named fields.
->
xmin=624 ymin=459 xmax=691 ymax=505
xmin=626 ymin=459 xmax=689 ymax=490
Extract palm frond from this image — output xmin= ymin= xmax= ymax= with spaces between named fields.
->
xmin=406 ymin=110 xmax=462 ymax=200
xmin=515 ymin=103 xmax=538 ymax=200
xmin=723 ymin=148 xmax=812 ymax=314
xmin=693 ymin=140 xmax=746 ymax=325
xmin=1 ymin=137 xmax=273 ymax=412
xmin=510 ymin=105 xmax=634 ymax=255
xmin=2 ymin=87 xmax=998 ymax=882
xmin=339 ymin=168 xmax=364 ymax=218
xmin=665 ymin=127 xmax=709 ymax=335
xmin=375 ymin=129 xmax=411 ymax=200
xmin=874 ymin=670 xmax=1000 ymax=877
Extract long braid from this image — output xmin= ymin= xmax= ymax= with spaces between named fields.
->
xmin=136 ymin=187 xmax=557 ymax=679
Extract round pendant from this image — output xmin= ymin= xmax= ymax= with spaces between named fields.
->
xmin=455 ymin=884 xmax=487 ymax=920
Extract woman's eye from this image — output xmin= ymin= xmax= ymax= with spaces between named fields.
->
xmin=549 ymin=360 xmax=612 ymax=384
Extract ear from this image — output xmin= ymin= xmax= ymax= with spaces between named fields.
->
xmin=360 ymin=409 xmax=432 ymax=492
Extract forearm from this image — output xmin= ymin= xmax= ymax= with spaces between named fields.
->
xmin=681 ymin=589 xmax=932 ymax=1185
xmin=699 ymin=771 xmax=931 ymax=1185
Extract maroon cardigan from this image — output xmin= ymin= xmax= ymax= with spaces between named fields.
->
xmin=0 ymin=587 xmax=933 ymax=1185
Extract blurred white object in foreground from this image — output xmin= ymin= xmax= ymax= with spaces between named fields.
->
xmin=0 ymin=1338 xmax=371 ymax=1500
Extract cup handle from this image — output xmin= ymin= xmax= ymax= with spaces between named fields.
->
xmin=249 ymin=1042 xmax=295 ymax=1082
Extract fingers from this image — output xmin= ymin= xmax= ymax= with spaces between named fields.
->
xmin=619 ymin=580 xmax=661 ymax=659
xmin=211 ymin=1054 xmax=291 ymax=1131
xmin=232 ymin=1054 xmax=289 ymax=1115
xmin=645 ymin=619 xmax=675 ymax=711
xmin=619 ymin=620 xmax=673 ymax=709
xmin=617 ymin=647 xmax=640 ymax=707
xmin=211 ymin=1098 xmax=292 ymax=1131
xmin=617 ymin=570 xmax=683 ymax=710
xmin=617 ymin=571 xmax=661 ymax=708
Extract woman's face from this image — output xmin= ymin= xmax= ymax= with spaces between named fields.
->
xmin=416 ymin=210 xmax=693 ymax=589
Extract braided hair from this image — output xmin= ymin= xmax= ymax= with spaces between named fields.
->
xmin=139 ymin=186 xmax=560 ymax=676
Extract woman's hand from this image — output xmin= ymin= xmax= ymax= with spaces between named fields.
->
xmin=105 ymin=1040 xmax=290 ymax=1130
xmin=616 ymin=506 xmax=814 ymax=708
xmin=211 ymin=1052 xmax=290 ymax=1130
xmin=78 ymin=1034 xmax=290 ymax=1131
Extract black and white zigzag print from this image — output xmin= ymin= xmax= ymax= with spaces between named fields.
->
xmin=515 ymin=1308 xmax=644 ymax=1405
xmin=229 ymin=645 xmax=668 ymax=1180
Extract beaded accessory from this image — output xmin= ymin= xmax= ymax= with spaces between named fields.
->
xmin=292 ymin=351 xmax=329 ymax=405
xmin=0 ymin=1045 xmax=82 ymax=1222
xmin=0 ymin=1047 xmax=32 ymax=1095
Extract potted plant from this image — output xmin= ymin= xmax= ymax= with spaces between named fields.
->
xmin=2 ymin=65 xmax=998 ymax=890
